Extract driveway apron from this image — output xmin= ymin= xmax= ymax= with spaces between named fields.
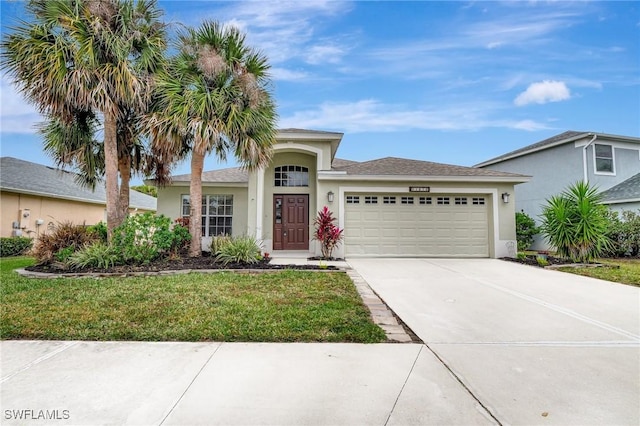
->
xmin=348 ymin=258 xmax=640 ymax=425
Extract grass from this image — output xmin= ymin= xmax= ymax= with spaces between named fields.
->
xmin=557 ymin=258 xmax=640 ymax=287
xmin=0 ymin=257 xmax=386 ymax=342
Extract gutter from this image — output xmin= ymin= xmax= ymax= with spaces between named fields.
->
xmin=582 ymin=134 xmax=597 ymax=183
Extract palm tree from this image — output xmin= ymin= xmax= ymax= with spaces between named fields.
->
xmin=1 ymin=0 xmax=166 ymax=238
xmin=147 ymin=21 xmax=277 ymax=257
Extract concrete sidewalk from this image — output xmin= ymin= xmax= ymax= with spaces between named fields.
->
xmin=1 ymin=341 xmax=495 ymax=425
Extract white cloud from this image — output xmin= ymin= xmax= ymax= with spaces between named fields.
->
xmin=305 ymin=44 xmax=345 ymax=65
xmin=0 ymin=73 xmax=41 ymax=134
xmin=279 ymin=99 xmax=548 ymax=133
xmin=514 ymin=80 xmax=571 ymax=106
xmin=271 ymin=67 xmax=310 ymax=82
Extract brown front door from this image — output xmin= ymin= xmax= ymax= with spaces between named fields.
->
xmin=273 ymin=194 xmax=309 ymax=250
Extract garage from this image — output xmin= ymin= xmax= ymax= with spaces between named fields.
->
xmin=344 ymin=193 xmax=489 ymax=257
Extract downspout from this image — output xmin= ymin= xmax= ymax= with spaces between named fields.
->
xmin=582 ymin=133 xmax=597 ymax=183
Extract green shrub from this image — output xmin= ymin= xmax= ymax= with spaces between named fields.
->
xmin=68 ymin=242 xmax=121 ymax=269
xmin=540 ymin=181 xmax=611 ymax=263
xmin=536 ymin=256 xmax=549 ymax=267
xmin=171 ymin=224 xmax=191 ymax=255
xmin=210 ymin=234 xmax=233 ymax=255
xmin=32 ymin=222 xmax=96 ymax=264
xmin=112 ymin=213 xmax=184 ymax=264
xmin=0 ymin=237 xmax=33 ymax=257
xmin=516 ymin=252 xmax=527 ymax=261
xmin=215 ymin=235 xmax=262 ymax=265
xmin=516 ymin=211 xmax=539 ymax=251
xmin=604 ymin=210 xmax=640 ymax=257
xmin=87 ymin=221 xmax=108 ymax=243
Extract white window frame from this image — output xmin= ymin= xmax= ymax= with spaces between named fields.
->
xmin=181 ymin=194 xmax=233 ymax=237
xmin=593 ymin=143 xmax=615 ymax=175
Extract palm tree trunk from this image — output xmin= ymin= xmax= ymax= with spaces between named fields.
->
xmin=118 ymin=156 xmax=131 ymax=223
xmin=104 ymin=112 xmax=120 ymax=241
xmin=189 ymin=151 xmax=204 ymax=257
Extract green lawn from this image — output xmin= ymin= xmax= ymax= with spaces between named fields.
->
xmin=0 ymin=257 xmax=385 ymax=342
xmin=557 ymin=258 xmax=640 ymax=287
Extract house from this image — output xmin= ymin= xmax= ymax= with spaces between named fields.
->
xmin=0 ymin=157 xmax=157 ymax=239
xmin=154 ymin=129 xmax=529 ymax=259
xmin=475 ymin=131 xmax=640 ymax=248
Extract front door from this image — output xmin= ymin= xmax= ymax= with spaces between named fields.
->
xmin=273 ymin=194 xmax=309 ymax=250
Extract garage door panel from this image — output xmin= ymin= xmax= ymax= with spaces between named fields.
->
xmin=345 ymin=193 xmax=489 ymax=257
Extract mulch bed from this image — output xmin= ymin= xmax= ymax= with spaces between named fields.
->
xmin=501 ymin=255 xmax=595 ymax=268
xmin=25 ymin=254 xmax=338 ymax=275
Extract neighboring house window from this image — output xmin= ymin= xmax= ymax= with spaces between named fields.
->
xmin=275 ymin=165 xmax=309 ymax=187
xmin=181 ymin=194 xmax=233 ymax=236
xmin=594 ymin=144 xmax=614 ymax=174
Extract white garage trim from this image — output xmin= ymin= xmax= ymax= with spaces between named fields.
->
xmin=338 ymin=186 xmax=500 ymax=257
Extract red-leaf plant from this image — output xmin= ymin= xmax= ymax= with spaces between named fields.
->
xmin=313 ymin=206 xmax=344 ymax=259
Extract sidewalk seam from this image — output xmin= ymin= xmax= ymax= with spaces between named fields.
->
xmin=384 ymin=345 xmax=423 ymax=426
xmin=158 ymin=342 xmax=223 ymax=426
xmin=424 ymin=343 xmax=503 ymax=426
xmin=0 ymin=341 xmax=79 ymax=384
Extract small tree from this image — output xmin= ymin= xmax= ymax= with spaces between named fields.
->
xmin=540 ymin=181 xmax=611 ymax=262
xmin=313 ymin=206 xmax=344 ymax=259
xmin=515 ymin=211 xmax=539 ymax=251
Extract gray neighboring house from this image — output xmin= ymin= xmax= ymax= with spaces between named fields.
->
xmin=155 ymin=129 xmax=529 ymax=259
xmin=475 ymin=131 xmax=640 ymax=249
xmin=1 ymin=157 xmax=157 ymax=238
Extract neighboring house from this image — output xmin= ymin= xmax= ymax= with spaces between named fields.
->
xmin=475 ymin=131 xmax=640 ymax=248
xmin=154 ymin=129 xmax=529 ymax=259
xmin=0 ymin=157 xmax=157 ymax=239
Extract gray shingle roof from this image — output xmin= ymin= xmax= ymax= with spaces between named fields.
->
xmin=278 ymin=128 xmax=343 ymax=136
xmin=339 ymin=157 xmax=526 ymax=178
xmin=600 ymin=173 xmax=640 ymax=203
xmin=170 ymin=166 xmax=249 ymax=183
xmin=0 ymin=157 xmax=157 ymax=211
xmin=331 ymin=158 xmax=359 ymax=170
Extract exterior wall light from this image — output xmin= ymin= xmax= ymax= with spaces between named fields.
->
xmin=327 ymin=191 xmax=334 ymax=203
xmin=501 ymin=192 xmax=510 ymax=203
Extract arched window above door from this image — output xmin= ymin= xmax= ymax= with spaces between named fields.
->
xmin=274 ymin=165 xmax=309 ymax=187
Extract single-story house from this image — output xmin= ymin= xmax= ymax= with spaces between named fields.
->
xmin=154 ymin=129 xmax=529 ymax=259
xmin=0 ymin=157 xmax=157 ymax=239
xmin=475 ymin=131 xmax=640 ymax=249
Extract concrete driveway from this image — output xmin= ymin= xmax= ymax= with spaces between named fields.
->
xmin=348 ymin=258 xmax=640 ymax=425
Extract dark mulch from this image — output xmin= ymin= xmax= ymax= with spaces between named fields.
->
xmin=26 ymin=253 xmax=338 ymax=274
xmin=501 ymin=255 xmax=588 ymax=267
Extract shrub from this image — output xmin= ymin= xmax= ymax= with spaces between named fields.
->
xmin=32 ymin=222 xmax=96 ymax=264
xmin=210 ymin=234 xmax=233 ymax=255
xmin=540 ymin=181 xmax=611 ymax=262
xmin=87 ymin=221 xmax=108 ymax=243
xmin=0 ymin=237 xmax=33 ymax=257
xmin=604 ymin=210 xmax=640 ymax=257
xmin=215 ymin=235 xmax=262 ymax=265
xmin=536 ymin=256 xmax=549 ymax=267
xmin=516 ymin=252 xmax=527 ymax=261
xmin=112 ymin=213 xmax=186 ymax=264
xmin=516 ymin=211 xmax=539 ymax=251
xmin=68 ymin=242 xmax=122 ymax=269
xmin=313 ymin=206 xmax=344 ymax=259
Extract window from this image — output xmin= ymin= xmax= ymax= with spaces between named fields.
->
xmin=419 ymin=197 xmax=432 ymax=205
xmin=383 ymin=196 xmax=396 ymax=204
xmin=437 ymin=197 xmax=450 ymax=205
xmin=401 ymin=196 xmax=414 ymax=205
xmin=594 ymin=144 xmax=614 ymax=173
xmin=346 ymin=195 xmax=360 ymax=204
xmin=275 ymin=165 xmax=309 ymax=187
xmin=182 ymin=194 xmax=233 ymax=237
xmin=455 ymin=197 xmax=468 ymax=205
xmin=364 ymin=196 xmax=378 ymax=204
xmin=472 ymin=197 xmax=485 ymax=205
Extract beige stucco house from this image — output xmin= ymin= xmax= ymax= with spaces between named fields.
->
xmin=155 ymin=129 xmax=529 ymax=259
xmin=1 ymin=157 xmax=157 ymax=239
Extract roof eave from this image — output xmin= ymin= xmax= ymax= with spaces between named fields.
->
xmin=601 ymin=198 xmax=640 ymax=205
xmin=317 ymin=174 xmax=531 ymax=183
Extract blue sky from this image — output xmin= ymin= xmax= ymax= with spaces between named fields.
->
xmin=1 ymin=1 xmax=639 ymax=184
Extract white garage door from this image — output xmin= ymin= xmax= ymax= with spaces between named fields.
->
xmin=345 ymin=194 xmax=489 ymax=257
